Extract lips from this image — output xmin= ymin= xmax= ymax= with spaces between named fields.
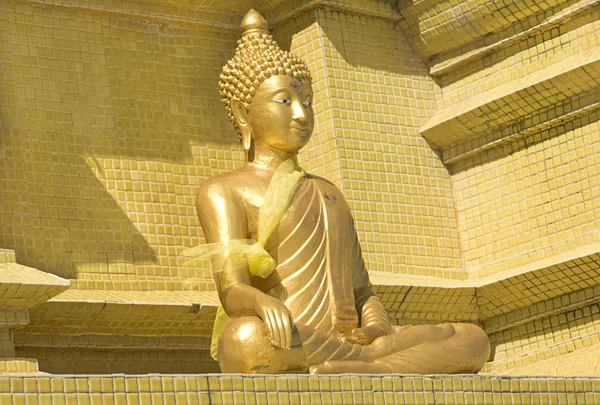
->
xmin=290 ymin=124 xmax=308 ymax=132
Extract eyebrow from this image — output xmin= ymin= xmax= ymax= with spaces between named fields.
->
xmin=269 ymin=84 xmax=312 ymax=98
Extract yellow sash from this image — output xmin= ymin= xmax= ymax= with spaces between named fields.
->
xmin=182 ymin=160 xmax=304 ymax=359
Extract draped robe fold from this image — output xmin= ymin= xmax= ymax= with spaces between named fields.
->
xmin=254 ymin=175 xmax=376 ymax=337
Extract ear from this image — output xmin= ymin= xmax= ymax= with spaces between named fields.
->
xmin=231 ymin=99 xmax=251 ymax=150
xmin=231 ymin=99 xmax=249 ymax=129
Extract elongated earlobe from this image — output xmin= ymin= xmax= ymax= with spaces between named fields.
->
xmin=242 ymin=128 xmax=252 ymax=151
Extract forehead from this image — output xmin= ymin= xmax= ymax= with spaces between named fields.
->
xmin=256 ymin=75 xmax=313 ymax=95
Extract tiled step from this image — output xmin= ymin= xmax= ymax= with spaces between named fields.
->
xmin=398 ymin=0 xmax=569 ymax=60
xmin=420 ymin=47 xmax=600 ymax=152
xmin=485 ymin=341 xmax=600 ymax=377
xmin=1 ymin=374 xmax=599 ymax=404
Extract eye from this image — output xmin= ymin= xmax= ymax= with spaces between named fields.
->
xmin=274 ymin=99 xmax=292 ymax=105
xmin=302 ymin=101 xmax=312 ymax=107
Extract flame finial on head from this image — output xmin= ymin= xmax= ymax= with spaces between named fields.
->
xmin=241 ymin=9 xmax=268 ymax=36
xmin=219 ymin=9 xmax=312 ymax=138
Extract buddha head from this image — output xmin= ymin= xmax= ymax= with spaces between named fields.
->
xmin=219 ymin=10 xmax=314 ymax=156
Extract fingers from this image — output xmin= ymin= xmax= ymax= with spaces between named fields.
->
xmin=264 ymin=309 xmax=294 ymax=350
xmin=352 ymin=328 xmax=367 ymax=338
xmin=274 ymin=310 xmax=286 ymax=349
xmin=341 ymin=328 xmax=370 ymax=346
xmin=255 ymin=298 xmax=295 ymax=350
xmin=265 ymin=310 xmax=281 ymax=348
xmin=281 ymin=312 xmax=292 ymax=350
xmin=274 ymin=309 xmax=294 ymax=350
xmin=343 ymin=335 xmax=368 ymax=345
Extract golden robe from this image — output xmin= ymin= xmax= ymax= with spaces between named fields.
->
xmin=255 ymin=175 xmax=376 ymax=337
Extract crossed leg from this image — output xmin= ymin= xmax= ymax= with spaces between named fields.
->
xmin=217 ymin=316 xmax=490 ymax=374
xmin=309 ymin=323 xmax=490 ymax=374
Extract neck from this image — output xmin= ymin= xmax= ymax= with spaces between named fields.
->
xmin=248 ymin=139 xmax=298 ymax=172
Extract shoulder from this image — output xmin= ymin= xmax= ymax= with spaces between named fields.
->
xmin=304 ymin=173 xmax=348 ymax=205
xmin=196 ymin=169 xmax=247 ymax=209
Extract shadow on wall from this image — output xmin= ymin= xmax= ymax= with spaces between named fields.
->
xmin=0 ymin=2 xmax=240 ymax=279
xmin=318 ymin=9 xmax=430 ymax=78
xmin=0 ymin=127 xmax=157 ymax=280
xmin=275 ymin=8 xmax=430 ymax=85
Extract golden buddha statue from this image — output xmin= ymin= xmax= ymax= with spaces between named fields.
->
xmin=191 ymin=9 xmax=490 ymax=374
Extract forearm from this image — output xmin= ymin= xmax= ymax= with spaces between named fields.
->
xmin=360 ymin=296 xmax=394 ymax=334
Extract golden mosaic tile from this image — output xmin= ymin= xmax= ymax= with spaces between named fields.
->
xmin=439 ymin=7 xmax=600 ymax=110
xmin=311 ymin=9 xmax=463 ymax=279
xmin=422 ymin=48 xmax=600 ymax=149
xmin=15 ymin=347 xmax=219 ymax=374
xmin=22 ymin=0 xmax=241 ymax=32
xmin=0 ymin=260 xmax=69 ymax=309
xmin=399 ymin=0 xmax=564 ymax=59
xmin=489 ymin=342 xmax=600 ymax=377
xmin=0 ymin=359 xmax=38 ymax=374
xmin=0 ymin=0 xmax=240 ymax=283
xmin=1 ymin=0 xmax=599 ymax=380
xmin=374 ymin=284 xmax=479 ymax=326
xmin=429 ymin=0 xmax=599 ymax=77
xmin=442 ymin=88 xmax=600 ymax=165
xmin=0 ymin=375 xmax=599 ymax=404
xmin=0 ymin=331 xmax=15 ymax=358
xmin=484 ymin=302 xmax=600 ymax=375
xmin=0 ymin=310 xmax=29 ymax=330
xmin=0 ymin=249 xmax=16 ymax=264
xmin=273 ymin=11 xmax=344 ymax=184
xmin=267 ymin=0 xmax=398 ymax=27
xmin=452 ymin=117 xmax=600 ymax=279
xmin=13 ymin=333 xmax=211 ymax=351
xmin=22 ymin=290 xmax=218 ymax=336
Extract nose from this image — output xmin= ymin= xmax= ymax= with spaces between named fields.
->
xmin=292 ymin=99 xmax=307 ymax=124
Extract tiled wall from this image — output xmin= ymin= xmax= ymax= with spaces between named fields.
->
xmin=1 ymin=0 xmax=599 ymax=379
xmin=0 ymin=331 xmax=14 ymax=358
xmin=452 ymin=115 xmax=600 ymax=278
xmin=0 ymin=0 xmax=240 ymax=284
xmin=410 ymin=0 xmax=600 ymax=278
xmin=302 ymin=9 xmax=464 ymax=278
xmin=15 ymin=347 xmax=219 ymax=374
xmin=485 ymin=300 xmax=600 ymax=375
xmin=438 ymin=6 xmax=600 ymax=109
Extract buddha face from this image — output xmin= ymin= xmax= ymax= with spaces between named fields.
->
xmin=245 ymin=75 xmax=314 ymax=154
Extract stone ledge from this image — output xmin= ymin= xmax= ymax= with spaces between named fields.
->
xmin=420 ymin=47 xmax=600 ymax=151
xmin=19 ymin=246 xmax=600 ymax=340
xmin=397 ymin=0 xmax=566 ymax=59
xmin=18 ymin=0 xmax=241 ymax=32
xmin=0 ymin=261 xmax=70 ymax=309
xmin=443 ymin=90 xmax=600 ymax=166
xmin=0 ymin=374 xmax=599 ymax=404
xmin=428 ymin=0 xmax=597 ymax=77
xmin=267 ymin=0 xmax=399 ymax=27
xmin=23 ymin=290 xmax=218 ymax=337
xmin=485 ymin=300 xmax=600 ymax=374
xmin=15 ymin=0 xmax=401 ymax=34
xmin=0 ymin=359 xmax=38 ymax=374
xmin=485 ymin=341 xmax=600 ymax=377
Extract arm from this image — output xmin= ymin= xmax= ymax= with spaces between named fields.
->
xmin=196 ymin=179 xmax=294 ymax=349
xmin=196 ymin=179 xmax=251 ymax=307
xmin=349 ymin=216 xmax=394 ymax=344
